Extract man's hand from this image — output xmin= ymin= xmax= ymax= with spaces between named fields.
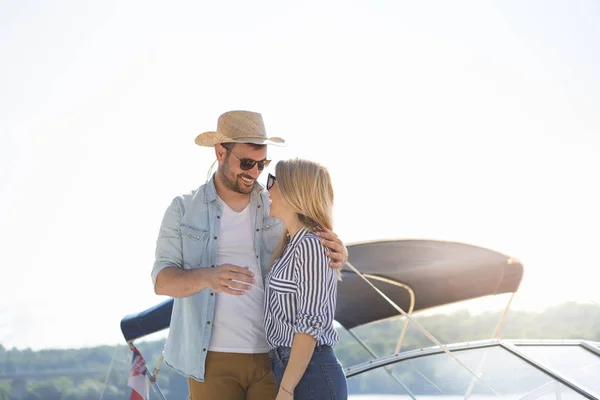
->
xmin=206 ymin=264 xmax=256 ymax=295
xmin=316 ymin=227 xmax=348 ymax=269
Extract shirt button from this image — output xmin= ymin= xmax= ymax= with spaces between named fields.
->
xmin=217 ymin=215 xmax=221 ymax=219
xmin=256 ymin=255 xmax=259 ymax=259
xmin=258 ymin=205 xmax=261 ymax=208
xmin=210 ymin=293 xmax=214 ymax=296
xmin=211 ymin=265 xmax=215 ymax=268
xmin=196 ymin=236 xmax=200 ymax=240
xmin=266 ymin=225 xmax=270 ymax=229
xmin=207 ymin=321 xmax=211 ymax=325
xmin=203 ymin=348 xmax=207 ymax=352
xmin=213 ymin=236 xmax=217 ymax=240
xmin=256 ymin=228 xmax=259 ymax=232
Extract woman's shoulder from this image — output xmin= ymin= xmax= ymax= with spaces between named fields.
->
xmin=295 ymin=231 xmax=327 ymax=254
xmin=299 ymin=230 xmax=321 ymax=242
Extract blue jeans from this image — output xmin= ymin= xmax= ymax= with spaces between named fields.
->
xmin=268 ymin=345 xmax=348 ymax=400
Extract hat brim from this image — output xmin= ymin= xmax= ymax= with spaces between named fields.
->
xmin=195 ymin=131 xmax=286 ymax=147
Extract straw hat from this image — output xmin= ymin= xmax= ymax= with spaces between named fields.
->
xmin=195 ymin=110 xmax=286 ymax=147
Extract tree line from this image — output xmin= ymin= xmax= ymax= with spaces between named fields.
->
xmin=0 ymin=302 xmax=598 ymax=399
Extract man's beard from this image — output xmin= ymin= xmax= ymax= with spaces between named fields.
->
xmin=218 ymin=160 xmax=254 ymax=195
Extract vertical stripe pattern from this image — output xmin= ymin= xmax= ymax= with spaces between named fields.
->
xmin=263 ymin=229 xmax=339 ymax=348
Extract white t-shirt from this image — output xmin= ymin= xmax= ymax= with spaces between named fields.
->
xmin=208 ymin=202 xmax=270 ymax=353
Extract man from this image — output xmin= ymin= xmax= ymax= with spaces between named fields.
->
xmin=151 ymin=110 xmax=348 ymax=400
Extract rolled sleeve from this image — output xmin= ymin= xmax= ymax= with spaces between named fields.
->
xmin=293 ymin=237 xmax=331 ymax=341
xmin=151 ymin=198 xmax=183 ymax=288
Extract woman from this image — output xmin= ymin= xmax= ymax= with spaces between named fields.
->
xmin=263 ymin=158 xmax=348 ymax=400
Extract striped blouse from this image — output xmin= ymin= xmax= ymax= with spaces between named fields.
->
xmin=263 ymin=228 xmax=339 ymax=349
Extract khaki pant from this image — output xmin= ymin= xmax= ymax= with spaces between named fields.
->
xmin=188 ymin=351 xmax=277 ymax=400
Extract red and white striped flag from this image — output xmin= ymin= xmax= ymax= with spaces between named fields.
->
xmin=128 ymin=349 xmax=148 ymax=400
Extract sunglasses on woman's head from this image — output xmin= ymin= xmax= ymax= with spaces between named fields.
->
xmin=225 ymin=148 xmax=271 ymax=171
xmin=267 ymin=173 xmax=276 ymax=190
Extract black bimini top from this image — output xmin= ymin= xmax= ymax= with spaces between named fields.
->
xmin=336 ymin=239 xmax=523 ymax=329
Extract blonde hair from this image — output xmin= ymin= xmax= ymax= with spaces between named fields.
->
xmin=270 ymin=159 xmax=337 ymax=275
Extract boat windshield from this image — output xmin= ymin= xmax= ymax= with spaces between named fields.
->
xmin=346 ymin=341 xmax=600 ymax=399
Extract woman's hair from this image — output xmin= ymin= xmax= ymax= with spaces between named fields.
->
xmin=270 ymin=158 xmax=335 ymax=268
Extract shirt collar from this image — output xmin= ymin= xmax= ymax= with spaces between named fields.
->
xmin=288 ymin=227 xmax=311 ymax=248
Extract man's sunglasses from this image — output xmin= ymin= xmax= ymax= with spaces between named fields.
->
xmin=267 ymin=173 xmax=276 ymax=190
xmin=225 ymin=148 xmax=271 ymax=171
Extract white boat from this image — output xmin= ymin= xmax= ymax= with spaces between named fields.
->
xmin=120 ymin=239 xmax=600 ymax=399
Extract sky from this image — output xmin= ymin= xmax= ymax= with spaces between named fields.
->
xmin=1 ymin=0 xmax=599 ymax=350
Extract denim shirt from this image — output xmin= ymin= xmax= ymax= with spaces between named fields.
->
xmin=150 ymin=176 xmax=284 ymax=381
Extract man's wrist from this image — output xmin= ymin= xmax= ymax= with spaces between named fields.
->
xmin=192 ymin=268 xmax=210 ymax=292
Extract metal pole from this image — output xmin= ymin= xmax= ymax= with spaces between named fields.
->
xmin=492 ymin=292 xmax=516 ymax=339
xmin=128 ymin=343 xmax=168 ymax=400
xmin=145 ymin=365 xmax=168 ymax=400
xmin=354 ymin=274 xmax=416 ymax=355
xmin=464 ymin=292 xmax=516 ymax=398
